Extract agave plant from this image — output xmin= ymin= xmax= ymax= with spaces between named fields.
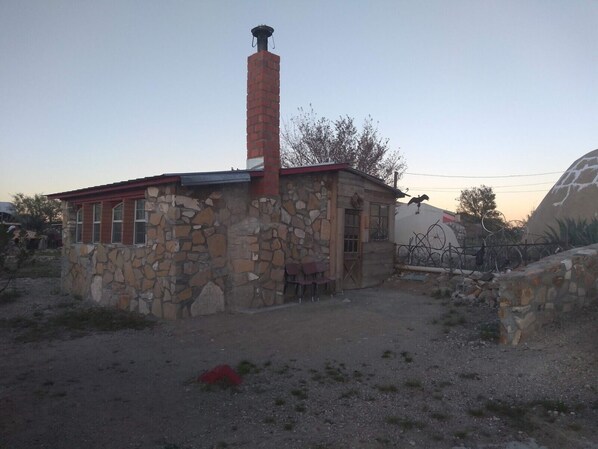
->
xmin=544 ymin=217 xmax=598 ymax=249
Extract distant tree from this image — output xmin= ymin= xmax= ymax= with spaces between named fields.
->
xmin=12 ymin=193 xmax=62 ymax=233
xmin=281 ymin=106 xmax=406 ymax=185
xmin=456 ymin=185 xmax=501 ymax=223
xmin=0 ymin=223 xmax=31 ymax=294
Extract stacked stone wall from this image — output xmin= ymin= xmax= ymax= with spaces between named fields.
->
xmin=227 ymin=173 xmax=333 ymax=309
xmin=228 ymin=198 xmax=284 ymax=310
xmin=61 ymin=189 xmax=177 ymax=316
xmin=280 ymin=174 xmax=332 ymax=262
xmin=499 ymin=244 xmax=598 ymax=345
xmin=60 ymin=172 xmax=334 ymax=319
xmin=161 ymin=184 xmax=247 ymax=317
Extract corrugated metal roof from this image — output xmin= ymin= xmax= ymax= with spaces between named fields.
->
xmin=48 ymin=164 xmax=407 ymax=200
xmin=280 ymin=164 xmax=407 ymax=198
xmin=279 ymin=162 xmax=350 ymax=175
xmin=176 ymin=171 xmax=251 ymax=186
xmin=47 ymin=174 xmax=181 ymax=200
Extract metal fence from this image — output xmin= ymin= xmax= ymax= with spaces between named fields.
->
xmin=395 ymin=220 xmax=561 ymax=274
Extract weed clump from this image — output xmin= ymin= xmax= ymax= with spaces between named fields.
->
xmin=290 ymin=388 xmax=308 ymax=400
xmin=381 ymin=350 xmax=395 ymax=359
xmin=480 ymin=321 xmax=500 ymax=342
xmin=485 ymin=399 xmax=529 ymax=428
xmin=404 ymin=378 xmax=423 ymax=389
xmin=2 ymin=306 xmax=154 ymax=342
xmin=236 ymin=360 xmax=260 ymax=376
xmin=375 ymin=384 xmax=398 ymax=393
xmin=400 ymin=351 xmax=413 ymax=363
xmin=385 ymin=416 xmax=426 ymax=430
xmin=339 ymin=388 xmax=359 ymax=399
xmin=0 ymin=289 xmax=22 ymax=303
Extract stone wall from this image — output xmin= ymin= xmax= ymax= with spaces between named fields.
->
xmin=146 ymin=183 xmax=240 ymax=319
xmin=498 ymin=244 xmax=598 ymax=345
xmin=60 ymin=172 xmax=334 ymax=319
xmin=60 ymin=188 xmax=178 ymax=317
xmin=280 ymin=174 xmax=332 ymax=262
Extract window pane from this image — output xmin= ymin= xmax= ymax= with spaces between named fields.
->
xmin=135 ymin=200 xmax=146 ymax=220
xmin=135 ymin=222 xmax=146 ymax=244
xmin=92 ymin=203 xmax=101 ymax=243
xmin=344 ymin=210 xmax=360 ymax=254
xmin=112 ymin=222 xmax=122 ymax=243
xmin=369 ymin=203 xmax=389 ymax=241
xmin=93 ymin=203 xmax=101 ymax=221
xmin=113 ymin=203 xmax=123 ymax=221
xmin=134 ymin=200 xmax=147 ymax=244
xmin=112 ymin=203 xmax=123 ymax=243
xmin=75 ymin=209 xmax=83 ymax=243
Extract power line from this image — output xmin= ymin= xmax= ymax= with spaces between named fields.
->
xmin=494 ymin=189 xmax=553 ymax=194
xmin=408 ymin=181 xmax=554 ymax=190
xmin=418 ymin=188 xmax=550 ymax=194
xmin=405 ymin=171 xmax=562 ymax=179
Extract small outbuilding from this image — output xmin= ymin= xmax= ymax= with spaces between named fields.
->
xmin=0 ymin=202 xmax=16 ymax=224
xmin=48 ymin=26 xmax=405 ymax=319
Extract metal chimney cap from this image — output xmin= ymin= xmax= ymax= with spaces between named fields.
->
xmin=251 ymin=25 xmax=274 ymax=52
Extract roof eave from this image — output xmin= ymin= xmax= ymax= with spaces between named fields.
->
xmin=47 ymin=175 xmax=181 ymax=201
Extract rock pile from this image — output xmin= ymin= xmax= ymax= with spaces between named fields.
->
xmin=439 ymin=272 xmax=500 ymax=307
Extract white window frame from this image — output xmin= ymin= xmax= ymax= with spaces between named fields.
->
xmin=134 ymin=199 xmax=147 ymax=245
xmin=75 ymin=208 xmax=83 ymax=243
xmin=111 ymin=202 xmax=123 ymax=243
xmin=92 ymin=203 xmax=101 ymax=243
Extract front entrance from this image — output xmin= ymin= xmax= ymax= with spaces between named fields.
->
xmin=343 ymin=209 xmax=361 ymax=289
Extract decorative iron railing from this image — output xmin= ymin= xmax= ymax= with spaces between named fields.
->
xmin=395 ymin=219 xmax=561 ymax=274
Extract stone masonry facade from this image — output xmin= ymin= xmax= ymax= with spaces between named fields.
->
xmin=498 ymin=243 xmax=598 ymax=345
xmin=60 ymin=173 xmax=333 ymax=319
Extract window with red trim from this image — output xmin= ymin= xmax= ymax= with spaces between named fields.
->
xmin=112 ymin=203 xmax=123 ymax=243
xmin=75 ymin=208 xmax=83 ymax=243
xmin=134 ymin=199 xmax=147 ymax=245
xmin=92 ymin=203 xmax=101 ymax=243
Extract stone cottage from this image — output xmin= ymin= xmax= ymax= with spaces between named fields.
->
xmin=48 ymin=25 xmax=405 ymax=319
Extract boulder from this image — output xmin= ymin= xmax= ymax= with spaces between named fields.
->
xmin=190 ymin=281 xmax=225 ymax=316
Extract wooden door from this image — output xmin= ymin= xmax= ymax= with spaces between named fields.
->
xmin=343 ymin=209 xmax=361 ymax=289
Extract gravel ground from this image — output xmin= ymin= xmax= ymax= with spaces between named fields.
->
xmin=0 ymin=274 xmax=597 ymax=449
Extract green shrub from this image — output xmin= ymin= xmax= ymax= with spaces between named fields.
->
xmin=544 ymin=217 xmax=598 ymax=249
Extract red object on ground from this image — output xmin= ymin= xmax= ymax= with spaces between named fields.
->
xmin=198 ymin=364 xmax=242 ymax=386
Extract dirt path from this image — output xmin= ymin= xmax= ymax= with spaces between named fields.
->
xmin=1 ymin=276 xmax=597 ymax=449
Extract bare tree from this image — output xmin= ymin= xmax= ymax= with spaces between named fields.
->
xmin=281 ymin=106 xmax=406 ymax=185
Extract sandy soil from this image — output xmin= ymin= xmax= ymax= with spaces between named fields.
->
xmin=1 ymin=274 xmax=597 ymax=449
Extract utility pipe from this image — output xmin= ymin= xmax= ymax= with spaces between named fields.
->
xmin=396 ymin=264 xmax=485 ymax=277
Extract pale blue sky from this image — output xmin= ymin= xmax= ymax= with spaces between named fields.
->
xmin=1 ymin=0 xmax=596 ymax=220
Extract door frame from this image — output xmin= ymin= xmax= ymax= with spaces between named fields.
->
xmin=342 ymin=208 xmax=362 ymax=289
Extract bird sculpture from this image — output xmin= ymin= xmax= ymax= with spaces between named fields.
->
xmin=407 ymin=194 xmax=429 ymax=214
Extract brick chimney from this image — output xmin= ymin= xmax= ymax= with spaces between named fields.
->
xmin=247 ymin=25 xmax=280 ymax=197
